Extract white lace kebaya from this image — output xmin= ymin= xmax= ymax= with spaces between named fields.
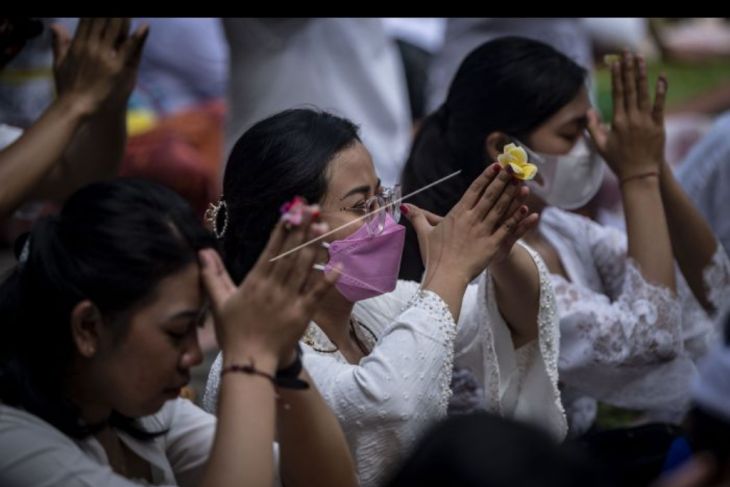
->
xmin=204 ymin=242 xmax=565 ymax=487
xmin=537 ymin=207 xmax=729 ymax=435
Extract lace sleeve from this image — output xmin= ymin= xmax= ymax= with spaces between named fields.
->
xmin=557 ymin=258 xmax=682 ymax=368
xmin=703 ymin=240 xmax=730 ymax=314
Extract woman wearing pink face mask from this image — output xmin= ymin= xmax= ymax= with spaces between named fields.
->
xmin=204 ymin=108 xmax=566 ymax=486
xmin=401 ymin=36 xmax=730 ymax=441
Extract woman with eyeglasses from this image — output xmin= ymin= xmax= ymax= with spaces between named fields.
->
xmin=203 ymin=108 xmax=567 ymax=487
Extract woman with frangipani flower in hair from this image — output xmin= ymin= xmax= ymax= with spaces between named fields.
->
xmin=401 ymin=36 xmax=730 ymax=440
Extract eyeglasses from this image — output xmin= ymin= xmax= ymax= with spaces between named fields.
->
xmin=340 ymin=185 xmax=401 ymax=236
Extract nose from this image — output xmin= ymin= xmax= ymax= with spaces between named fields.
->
xmin=180 ymin=333 xmax=203 ymax=369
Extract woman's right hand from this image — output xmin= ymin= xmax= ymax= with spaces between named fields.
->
xmin=587 ymin=51 xmax=667 ymax=181
xmin=406 ymin=163 xmax=533 ymax=288
xmin=50 ymin=18 xmax=149 ymax=116
xmin=199 ymin=206 xmax=338 ymax=370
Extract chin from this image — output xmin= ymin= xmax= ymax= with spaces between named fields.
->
xmin=118 ymin=397 xmax=170 ymax=418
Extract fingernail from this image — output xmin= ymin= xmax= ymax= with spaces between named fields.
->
xmin=520 ymin=206 xmax=528 ymax=215
xmin=399 ymin=204 xmax=409 ymax=215
xmin=506 ymin=165 xmax=515 ymax=175
xmin=511 ymin=178 xmax=520 ymax=185
xmin=493 ymin=164 xmax=502 ymax=173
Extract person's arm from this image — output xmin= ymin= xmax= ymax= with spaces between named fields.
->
xmin=198 ymin=208 xmax=355 ymax=487
xmin=33 ymin=20 xmax=148 ymax=201
xmin=659 ymin=161 xmax=721 ymax=312
xmin=489 ymin=242 xmax=541 ymax=348
xmin=0 ymin=19 xmax=147 ymax=216
xmin=202 ymin=350 xmax=279 ymax=487
xmin=276 ymin=369 xmax=357 ymax=487
xmin=0 ymin=95 xmax=92 ymax=217
xmin=587 ymin=52 xmax=675 ymax=293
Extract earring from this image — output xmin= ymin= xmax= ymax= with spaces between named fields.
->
xmin=205 ymin=198 xmax=229 ymax=239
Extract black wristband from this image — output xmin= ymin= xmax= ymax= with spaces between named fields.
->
xmin=275 ymin=344 xmax=308 ymax=390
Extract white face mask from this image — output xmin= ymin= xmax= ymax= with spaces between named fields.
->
xmin=514 ymin=135 xmax=605 ymax=210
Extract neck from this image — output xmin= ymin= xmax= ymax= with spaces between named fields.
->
xmin=66 ymin=360 xmax=113 ymax=425
xmin=312 ymin=287 xmax=355 ymax=346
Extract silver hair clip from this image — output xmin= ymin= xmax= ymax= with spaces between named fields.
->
xmin=205 ymin=198 xmax=229 ymax=239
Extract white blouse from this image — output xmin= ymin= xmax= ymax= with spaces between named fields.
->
xmin=0 ymin=398 xmax=224 ymax=487
xmin=538 ymin=207 xmax=729 ymax=434
xmin=205 ymin=242 xmax=565 ymax=487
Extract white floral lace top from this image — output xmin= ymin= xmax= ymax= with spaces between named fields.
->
xmin=538 ymin=207 xmax=729 ymax=435
xmin=204 ymin=242 xmax=565 ymax=487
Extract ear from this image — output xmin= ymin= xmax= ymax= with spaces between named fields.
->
xmin=485 ymin=132 xmax=511 ymax=162
xmin=70 ymin=300 xmax=103 ymax=358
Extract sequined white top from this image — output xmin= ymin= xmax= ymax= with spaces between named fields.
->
xmin=204 ymin=242 xmax=565 ymax=487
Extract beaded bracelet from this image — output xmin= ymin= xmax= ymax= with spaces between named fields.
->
xmin=220 ymin=345 xmax=309 ymax=390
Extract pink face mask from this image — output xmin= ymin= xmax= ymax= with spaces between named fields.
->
xmin=324 ymin=214 xmax=406 ymax=302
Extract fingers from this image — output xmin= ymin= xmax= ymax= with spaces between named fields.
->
xmin=511 ymin=212 xmax=539 ymax=241
xmin=458 ymin=163 xmax=502 ymax=210
xmin=621 ymin=51 xmax=637 ymax=114
xmin=49 ymin=24 xmax=71 ymax=66
xmin=289 ymin=221 xmax=329 ymax=292
xmin=72 ymin=18 xmax=92 ymax=49
xmin=610 ymin=57 xmax=625 ymax=122
xmin=402 ymin=203 xmax=435 ymax=241
xmin=636 ymin=55 xmax=650 ymax=111
xmin=402 ymin=203 xmax=443 ymax=226
xmin=270 ymin=206 xmax=316 ymax=283
xmin=303 ymin=264 xmax=341 ymax=312
xmin=254 ymin=218 xmax=290 ymax=275
xmin=652 ymin=74 xmax=668 ymax=126
xmin=120 ymin=23 xmax=149 ymax=68
xmin=586 ymin=109 xmax=609 ymax=151
xmin=101 ymin=18 xmax=124 ymax=48
xmin=498 ymin=186 xmax=528 ymax=227
xmin=199 ymin=249 xmax=236 ymax=314
xmin=88 ymin=18 xmax=108 ymax=45
xmin=492 ymin=204 xmax=532 ymax=245
xmin=472 ymin=165 xmax=513 ymax=222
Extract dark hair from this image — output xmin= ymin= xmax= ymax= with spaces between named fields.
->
xmin=384 ymin=412 xmax=614 ymax=487
xmin=221 ymin=108 xmax=360 ymax=282
xmin=0 ymin=179 xmax=216 ymax=439
xmin=399 ymin=36 xmax=587 ymax=280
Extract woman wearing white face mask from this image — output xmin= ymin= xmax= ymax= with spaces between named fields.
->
xmin=401 ymin=36 xmax=730 ymax=436
xmin=203 ymin=108 xmax=567 ymax=486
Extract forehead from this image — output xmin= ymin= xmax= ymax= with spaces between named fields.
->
xmin=541 ymin=85 xmax=591 ymax=129
xmin=326 ymin=142 xmax=377 ymax=193
xmin=128 ymin=263 xmax=203 ymax=325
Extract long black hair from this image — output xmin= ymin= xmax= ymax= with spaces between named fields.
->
xmin=220 ymin=108 xmax=361 ymax=283
xmin=399 ymin=36 xmax=587 ymax=280
xmin=0 ymin=179 xmax=216 ymax=439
